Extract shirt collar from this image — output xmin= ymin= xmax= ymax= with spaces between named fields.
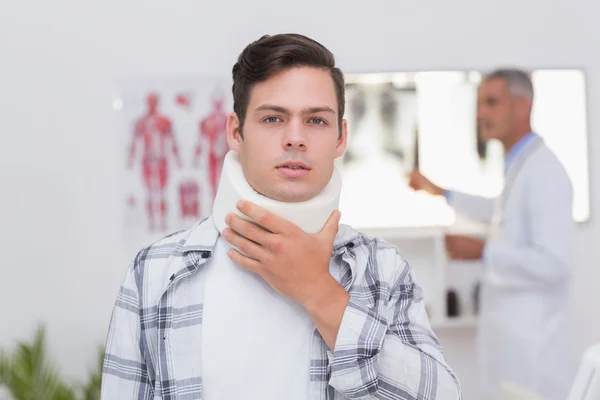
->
xmin=505 ymin=131 xmax=537 ymax=173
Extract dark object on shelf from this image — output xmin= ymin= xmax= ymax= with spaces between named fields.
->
xmin=473 ymin=281 xmax=481 ymax=315
xmin=446 ymin=289 xmax=460 ymax=317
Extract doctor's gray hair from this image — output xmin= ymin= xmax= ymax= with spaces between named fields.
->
xmin=484 ymin=68 xmax=534 ymax=101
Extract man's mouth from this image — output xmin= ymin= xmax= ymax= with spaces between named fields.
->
xmin=277 ymin=162 xmax=311 ymax=170
xmin=276 ymin=162 xmax=311 ymax=177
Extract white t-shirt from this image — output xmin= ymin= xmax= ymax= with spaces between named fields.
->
xmin=200 ymin=236 xmax=316 ymax=399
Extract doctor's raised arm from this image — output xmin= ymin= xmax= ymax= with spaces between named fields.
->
xmin=407 ymin=170 xmax=496 ymax=224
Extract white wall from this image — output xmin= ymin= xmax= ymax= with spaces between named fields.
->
xmin=1 ymin=0 xmax=599 ymax=398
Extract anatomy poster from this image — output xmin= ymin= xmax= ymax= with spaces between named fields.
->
xmin=117 ymin=78 xmax=231 ymax=250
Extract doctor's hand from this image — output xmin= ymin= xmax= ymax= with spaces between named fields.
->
xmin=445 ymin=234 xmax=485 ymax=260
xmin=221 ymin=200 xmax=343 ymax=309
xmin=407 ymin=170 xmax=445 ymax=196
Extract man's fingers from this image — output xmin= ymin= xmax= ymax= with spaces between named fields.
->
xmin=444 ymin=235 xmax=457 ymax=254
xmin=407 ymin=170 xmax=423 ymax=188
xmin=444 ymin=235 xmax=452 ymax=247
xmin=222 ymin=228 xmax=267 ymax=262
xmin=236 ymin=200 xmax=291 ymax=234
xmin=226 ymin=213 xmax=269 ymax=245
xmin=226 ymin=248 xmax=262 ymax=273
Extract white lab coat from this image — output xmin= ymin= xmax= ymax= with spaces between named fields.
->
xmin=448 ymin=137 xmax=576 ymax=400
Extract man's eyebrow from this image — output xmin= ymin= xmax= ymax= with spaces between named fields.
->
xmin=302 ymin=106 xmax=336 ymax=114
xmin=254 ymin=105 xmax=336 ymax=114
xmin=254 ymin=105 xmax=289 ymax=114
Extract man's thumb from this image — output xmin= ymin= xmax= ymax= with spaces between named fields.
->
xmin=321 ymin=210 xmax=341 ymax=238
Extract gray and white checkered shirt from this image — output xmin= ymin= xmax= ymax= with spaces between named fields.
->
xmin=101 ymin=217 xmax=462 ymax=399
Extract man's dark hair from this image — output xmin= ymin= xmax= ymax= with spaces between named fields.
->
xmin=231 ymin=33 xmax=345 ymax=137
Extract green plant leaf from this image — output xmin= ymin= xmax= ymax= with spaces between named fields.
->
xmin=0 ymin=325 xmax=79 ymax=400
xmin=0 ymin=348 xmax=10 ymax=386
xmin=0 ymin=325 xmax=103 ymax=400
xmin=80 ymin=345 xmax=104 ymax=400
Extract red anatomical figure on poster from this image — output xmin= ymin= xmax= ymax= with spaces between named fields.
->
xmin=128 ymin=92 xmax=183 ymax=232
xmin=193 ymin=95 xmax=228 ymax=199
xmin=179 ymin=180 xmax=200 ymax=219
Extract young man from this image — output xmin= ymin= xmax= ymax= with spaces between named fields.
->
xmin=102 ymin=33 xmax=462 ymax=399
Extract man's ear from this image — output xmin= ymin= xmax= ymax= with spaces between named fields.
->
xmin=334 ymin=119 xmax=348 ymax=159
xmin=227 ymin=112 xmax=243 ymax=152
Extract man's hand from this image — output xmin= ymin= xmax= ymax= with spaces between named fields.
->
xmin=444 ymin=234 xmax=485 ymax=260
xmin=407 ymin=169 xmax=445 ymax=196
xmin=222 ymin=200 xmax=343 ymax=309
xmin=222 ymin=200 xmax=350 ymax=350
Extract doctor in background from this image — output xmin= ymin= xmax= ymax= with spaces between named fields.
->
xmin=409 ymin=68 xmax=576 ymax=399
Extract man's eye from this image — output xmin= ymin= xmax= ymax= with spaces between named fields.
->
xmin=310 ymin=118 xmax=326 ymax=125
xmin=264 ymin=116 xmax=281 ymax=123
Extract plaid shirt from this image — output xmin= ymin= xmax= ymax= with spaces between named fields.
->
xmin=101 ymin=217 xmax=462 ymax=399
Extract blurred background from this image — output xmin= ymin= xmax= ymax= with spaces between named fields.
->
xmin=1 ymin=1 xmax=598 ymax=399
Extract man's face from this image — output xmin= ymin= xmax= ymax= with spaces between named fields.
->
xmin=477 ymin=78 xmax=519 ymax=141
xmin=226 ymin=67 xmax=347 ymax=202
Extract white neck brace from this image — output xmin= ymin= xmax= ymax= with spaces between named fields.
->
xmin=212 ymin=151 xmax=342 ymax=235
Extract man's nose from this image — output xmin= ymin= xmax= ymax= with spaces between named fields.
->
xmin=477 ymin=103 xmax=491 ymax=120
xmin=282 ymin=122 xmax=307 ymax=151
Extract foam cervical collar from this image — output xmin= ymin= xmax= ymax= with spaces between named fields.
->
xmin=211 ymin=151 xmax=342 ymax=235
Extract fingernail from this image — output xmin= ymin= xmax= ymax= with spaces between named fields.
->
xmin=236 ymin=200 xmax=244 ymax=208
